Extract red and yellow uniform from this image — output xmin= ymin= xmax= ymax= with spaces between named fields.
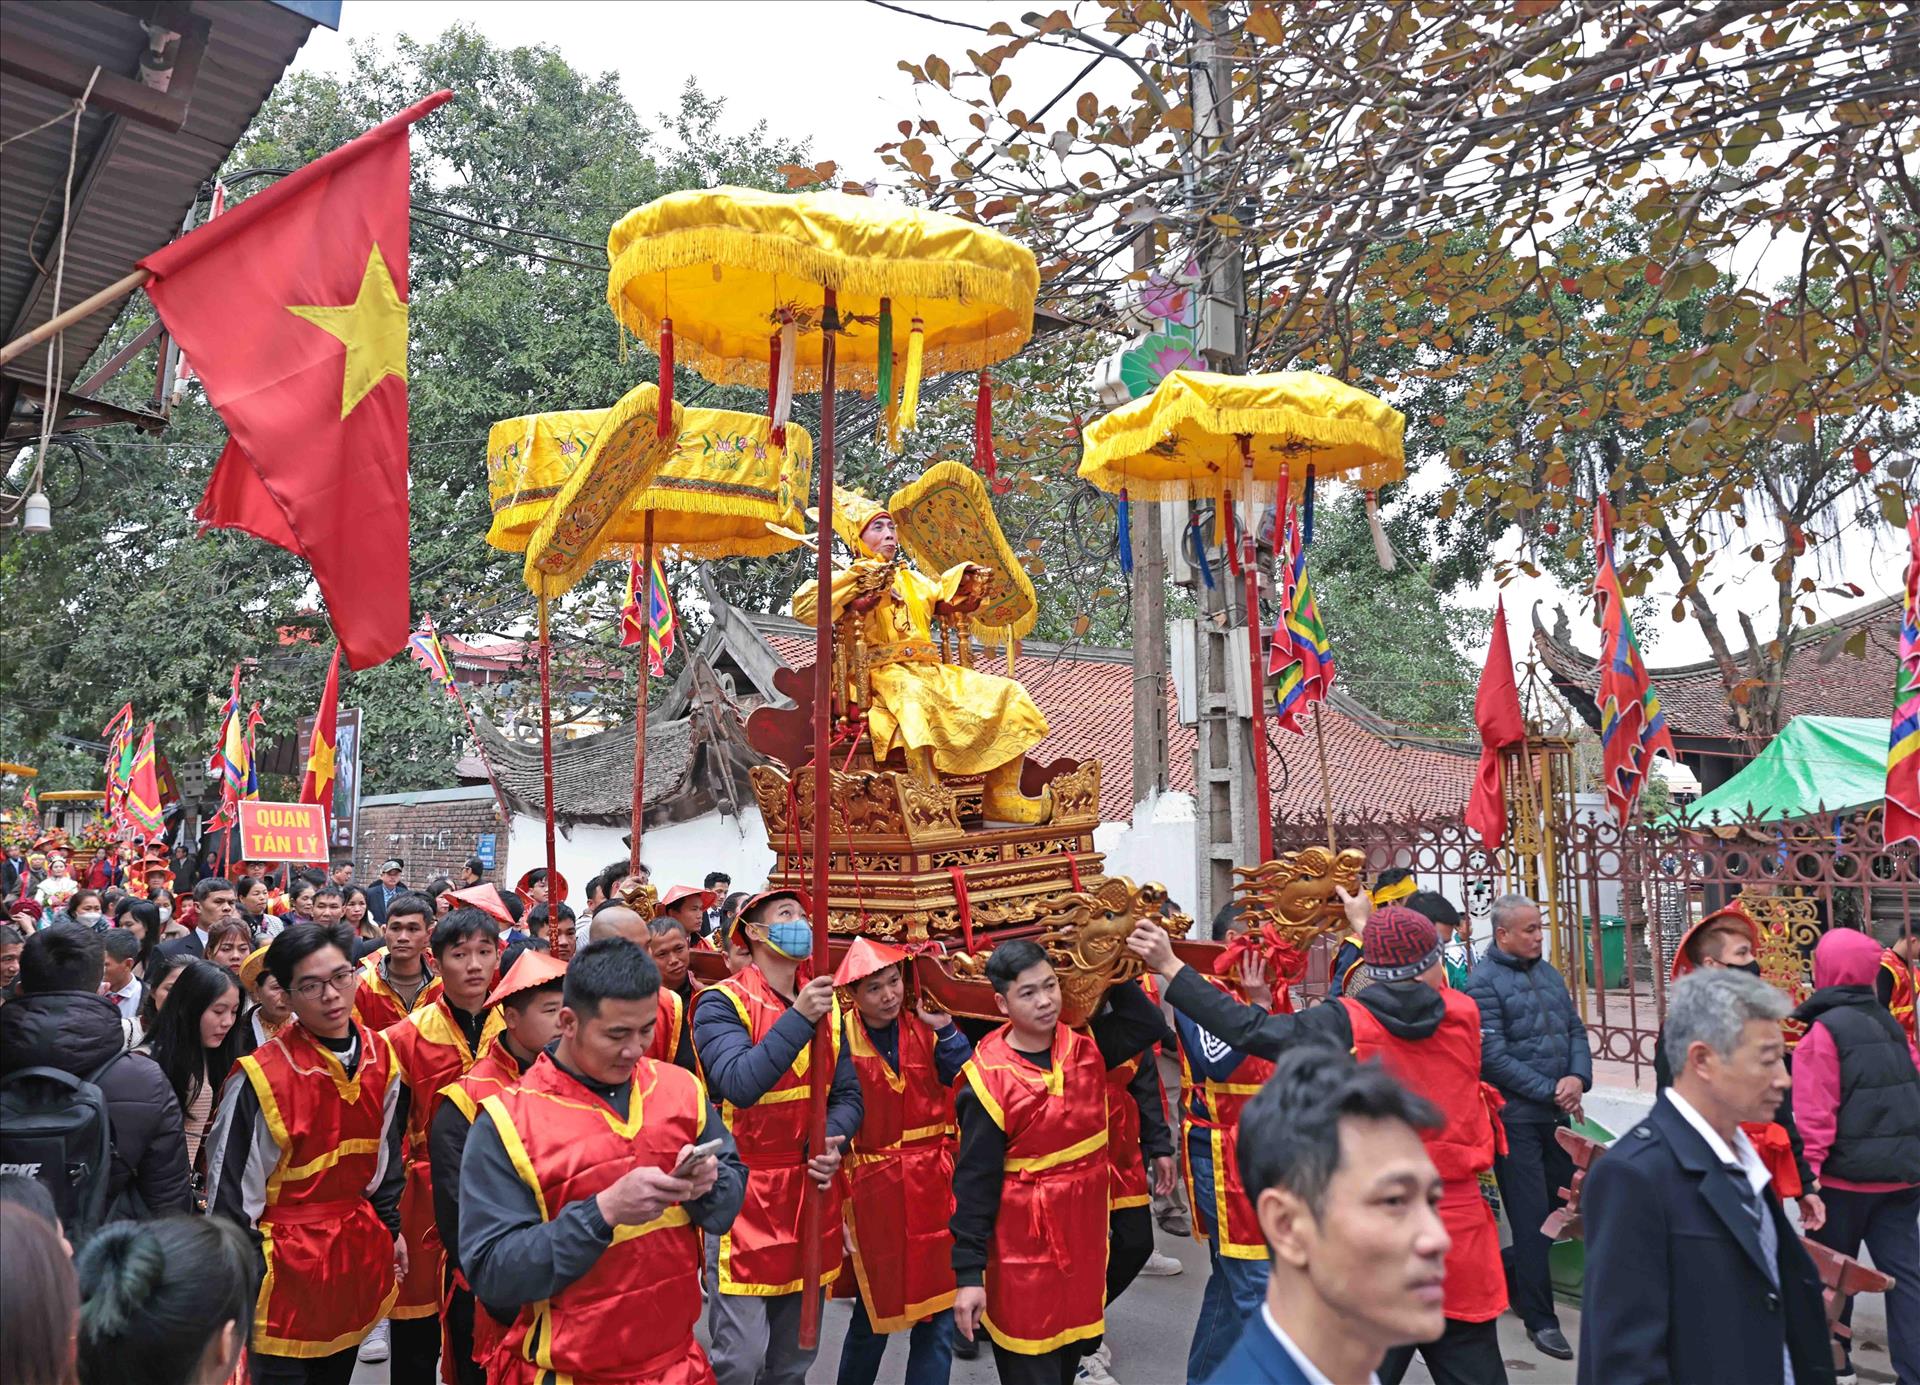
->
xmin=383 ymin=998 xmax=505 ymax=1324
xmin=480 ymin=1052 xmax=712 ymax=1385
xmin=1105 ymin=1055 xmax=1150 ymax=1211
xmin=842 ymin=1012 xmax=958 ymax=1332
xmin=1881 ymin=947 xmax=1917 ymax=1047
xmin=1343 ymin=988 xmax=1507 ymax=1322
xmin=961 ymin=1023 xmax=1110 ymax=1355
xmin=705 ymin=965 xmax=844 ymax=1294
xmin=232 ymin=1022 xmax=400 ymax=1357
xmin=1176 ymin=981 xmax=1276 ymax=1260
xmin=649 ymin=984 xmax=687 ymax=1065
xmin=438 ymin=1040 xmax=525 ymax=1376
xmin=354 ymin=947 xmax=442 ymax=1032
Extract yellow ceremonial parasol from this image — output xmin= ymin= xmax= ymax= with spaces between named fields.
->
xmin=604 ymin=183 xmax=1038 ymax=1347
xmin=1080 ymin=369 xmax=1406 ymax=862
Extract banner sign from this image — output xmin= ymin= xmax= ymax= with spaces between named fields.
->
xmin=236 ymin=800 xmax=329 ymax=864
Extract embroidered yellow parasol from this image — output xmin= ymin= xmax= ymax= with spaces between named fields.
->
xmin=603 ymin=184 xmax=1038 ymax=1349
xmin=1079 ymin=369 xmax=1407 ymax=863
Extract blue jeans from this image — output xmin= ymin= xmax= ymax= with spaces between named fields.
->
xmin=1185 ymin=1137 xmax=1270 ymax=1383
xmin=835 ymin=1291 xmax=955 ymax=1385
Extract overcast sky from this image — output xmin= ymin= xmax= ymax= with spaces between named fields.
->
xmin=298 ymin=1 xmax=1908 ymax=672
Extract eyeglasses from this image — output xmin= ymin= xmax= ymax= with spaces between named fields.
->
xmin=290 ymin=966 xmax=360 ymax=1001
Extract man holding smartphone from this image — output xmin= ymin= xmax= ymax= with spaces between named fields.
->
xmin=460 ymin=937 xmax=747 ymax=1384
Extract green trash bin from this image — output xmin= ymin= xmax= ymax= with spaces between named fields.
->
xmin=1584 ymin=913 xmax=1627 ymax=988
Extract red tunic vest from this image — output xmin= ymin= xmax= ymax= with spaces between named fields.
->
xmin=843 ymin=1013 xmax=958 ymax=1332
xmin=1344 ymin=989 xmax=1507 ymax=1323
xmin=1105 ymin=1055 xmax=1149 ymax=1209
xmin=383 ymin=998 xmax=505 ymax=1320
xmin=1176 ymin=979 xmax=1277 ymax=1260
xmin=649 ymin=985 xmax=686 ymax=1065
xmin=353 ymin=948 xmax=442 ymax=1033
xmin=1882 ymin=948 xmax=1917 ymax=1047
xmin=962 ymin=1024 xmax=1110 ymax=1355
xmin=704 ymin=965 xmax=844 ymax=1295
xmin=235 ymin=1021 xmax=399 ymax=1357
xmin=439 ymin=1040 xmax=528 ymax=1376
xmin=482 ymin=1052 xmax=712 ymax=1385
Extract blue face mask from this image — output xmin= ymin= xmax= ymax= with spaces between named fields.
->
xmin=764 ymin=920 xmax=813 ymax=959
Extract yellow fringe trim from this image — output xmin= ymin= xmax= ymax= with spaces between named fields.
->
xmin=521 ymin=388 xmax=682 ymax=598
xmin=899 ymin=319 xmax=925 ymax=432
xmin=1080 ymin=391 xmax=1406 ymax=501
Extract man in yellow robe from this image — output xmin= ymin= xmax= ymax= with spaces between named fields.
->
xmin=793 ymin=489 xmax=1053 ymax=823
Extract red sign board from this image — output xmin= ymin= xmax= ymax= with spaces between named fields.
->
xmin=236 ymin=800 xmax=329 ymax=864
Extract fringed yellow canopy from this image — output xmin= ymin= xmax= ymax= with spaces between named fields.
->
xmin=888 ymin=461 xmax=1038 ymax=641
xmin=522 ymin=385 xmax=681 ymax=598
xmin=1079 ymin=370 xmax=1406 ymax=500
xmin=489 ymin=392 xmax=815 ymax=557
xmin=606 ymin=186 xmax=1039 ymax=393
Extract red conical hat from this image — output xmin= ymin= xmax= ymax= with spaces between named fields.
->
xmin=657 ymin=883 xmax=716 ymax=915
xmin=484 ymin=947 xmax=568 ymax=1009
xmin=450 ymin=882 xmax=515 ymax=927
xmin=515 ymin=868 xmax=568 ymax=907
xmin=832 ymin=935 xmax=912 ymax=989
xmin=1669 ymin=902 xmax=1760 ymax=982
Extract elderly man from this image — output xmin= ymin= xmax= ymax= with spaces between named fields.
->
xmin=367 ymin=859 xmax=408 ymax=926
xmin=1579 ymin=969 xmax=1834 ymax=1385
xmin=1462 ymin=893 xmax=1591 ymax=1362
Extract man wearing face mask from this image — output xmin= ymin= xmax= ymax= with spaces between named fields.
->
xmin=1654 ymin=903 xmax=1824 ymax=1232
xmin=693 ymin=887 xmax=863 ymax=1385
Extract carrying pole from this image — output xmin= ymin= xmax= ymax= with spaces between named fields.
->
xmin=629 ymin=512 xmax=654 ymax=878
xmin=536 ymin=598 xmax=558 ymax=897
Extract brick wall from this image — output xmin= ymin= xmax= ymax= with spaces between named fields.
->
xmin=354 ymin=791 xmax=507 ymax=887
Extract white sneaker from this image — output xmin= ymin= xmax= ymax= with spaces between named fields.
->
xmin=1075 ymin=1347 xmax=1119 ymax=1385
xmin=1138 ymin=1249 xmax=1184 ymax=1276
xmin=358 ymin=1319 xmax=390 ymax=1363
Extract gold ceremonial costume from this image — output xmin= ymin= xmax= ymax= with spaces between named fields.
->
xmin=792 ymin=528 xmax=1048 ymax=780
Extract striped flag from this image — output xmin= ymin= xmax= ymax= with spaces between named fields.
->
xmin=102 ymin=703 xmax=134 ymax=830
xmin=207 ymin=666 xmax=247 ymax=829
xmin=22 ymin=784 xmax=37 ymax=823
xmin=1884 ymin=510 xmax=1920 ymax=848
xmin=1268 ymin=504 xmax=1336 ymax=735
xmin=125 ymin=724 xmax=166 ymax=839
xmin=621 ymin=555 xmax=677 ymax=677
xmin=242 ymin=703 xmax=264 ymax=801
xmin=408 ymin=613 xmax=459 ymax=697
xmin=1593 ymin=500 xmax=1677 ymax=823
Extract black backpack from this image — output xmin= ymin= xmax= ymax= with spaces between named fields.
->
xmin=0 ymin=1053 xmax=126 ymax=1240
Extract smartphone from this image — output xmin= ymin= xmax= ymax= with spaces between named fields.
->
xmin=672 ymin=1139 xmax=723 ymax=1178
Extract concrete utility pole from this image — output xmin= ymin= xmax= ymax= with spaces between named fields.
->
xmin=1186 ymin=5 xmax=1258 ymax=929
xmin=1129 ymin=231 xmax=1170 ymax=810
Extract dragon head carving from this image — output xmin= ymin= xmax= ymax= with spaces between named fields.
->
xmin=1231 ymin=847 xmax=1367 ymax=945
xmin=1029 ymin=876 xmax=1192 ymax=1027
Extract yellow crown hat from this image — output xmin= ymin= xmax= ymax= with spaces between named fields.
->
xmin=809 ymin=486 xmax=891 ymax=558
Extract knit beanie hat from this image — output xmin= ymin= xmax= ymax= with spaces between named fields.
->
xmin=1363 ymin=906 xmax=1442 ymax=983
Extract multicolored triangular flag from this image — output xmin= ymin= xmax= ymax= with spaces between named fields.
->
xmin=408 ymin=613 xmax=458 ymax=698
xmin=1269 ymin=505 xmax=1336 ymax=735
xmin=1884 ymin=510 xmax=1920 ymax=849
xmin=125 ymin=724 xmax=166 ymax=839
xmin=1593 ymin=499 xmax=1677 ymax=823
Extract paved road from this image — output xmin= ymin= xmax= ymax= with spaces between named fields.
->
xmin=355 ymin=1221 xmax=1899 ymax=1384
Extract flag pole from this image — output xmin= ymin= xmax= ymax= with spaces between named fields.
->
xmin=630 ymin=512 xmax=654 ymax=879
xmin=1238 ymin=438 xmax=1275 ymax=863
xmin=798 ymin=285 xmax=838 ymax=1352
xmin=536 ymin=597 xmax=558 ymax=895
xmin=1312 ymin=699 xmax=1337 ymax=854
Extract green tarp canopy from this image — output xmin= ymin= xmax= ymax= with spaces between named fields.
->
xmin=1666 ymin=715 xmax=1887 ymax=827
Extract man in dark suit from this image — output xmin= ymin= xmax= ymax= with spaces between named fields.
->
xmin=155 ymin=876 xmax=239 ymax=961
xmin=1203 ymin=1048 xmax=1451 ymax=1385
xmin=1579 ymin=968 xmax=1835 ymax=1385
xmin=366 ymin=858 xmax=407 ymax=926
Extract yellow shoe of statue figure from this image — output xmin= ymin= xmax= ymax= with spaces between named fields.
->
xmin=979 ymin=759 xmax=1053 ymax=825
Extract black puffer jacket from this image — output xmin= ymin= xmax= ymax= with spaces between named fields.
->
xmin=0 ymin=990 xmax=193 ymax=1215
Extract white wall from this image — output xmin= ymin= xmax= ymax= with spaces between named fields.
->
xmin=505 ymin=804 xmax=776 ymax=898
xmin=1094 ymin=792 xmax=1200 ymax=922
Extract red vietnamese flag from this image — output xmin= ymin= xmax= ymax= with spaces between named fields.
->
xmin=1465 ymin=598 xmax=1528 ymax=848
xmin=138 ymin=92 xmax=452 ymax=669
xmin=300 ymin=646 xmax=343 ymax=816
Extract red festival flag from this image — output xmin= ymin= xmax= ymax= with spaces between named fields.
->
xmin=301 ymin=647 xmax=343 ymax=814
xmin=648 ymin=554 xmax=677 ymax=678
xmin=137 ymin=92 xmax=453 ymax=669
xmin=1593 ymin=500 xmax=1678 ymax=822
xmin=125 ymin=724 xmax=166 ymax=840
xmin=1465 ymin=598 xmax=1528 ymax=848
xmin=620 ymin=554 xmax=648 ymax=650
xmin=1884 ymin=510 xmax=1920 ymax=848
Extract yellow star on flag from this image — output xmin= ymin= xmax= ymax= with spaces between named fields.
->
xmin=305 ymin=735 xmax=336 ymax=795
xmin=287 ymin=243 xmax=409 ymax=419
